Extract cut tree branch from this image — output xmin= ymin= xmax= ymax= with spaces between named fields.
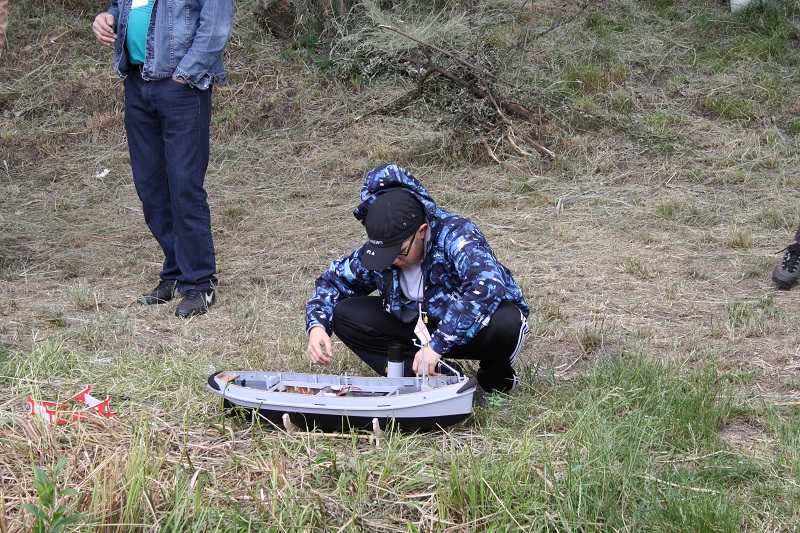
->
xmin=379 ymin=25 xmax=495 ymax=81
xmin=382 ymin=25 xmax=553 ymax=159
xmin=422 ymin=65 xmax=553 ymax=158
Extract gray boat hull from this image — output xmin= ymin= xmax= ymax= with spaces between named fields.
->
xmin=207 ymin=371 xmax=477 ymax=432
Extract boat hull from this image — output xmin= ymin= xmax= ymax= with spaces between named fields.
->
xmin=208 ymin=370 xmax=477 ymax=432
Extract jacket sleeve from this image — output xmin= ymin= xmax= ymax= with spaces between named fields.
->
xmin=305 ymin=250 xmax=381 ymax=336
xmin=107 ymin=0 xmax=120 ymax=25
xmin=173 ymin=0 xmax=235 ymax=86
xmin=427 ymin=221 xmax=509 ymax=354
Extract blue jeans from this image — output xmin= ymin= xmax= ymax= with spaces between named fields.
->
xmin=124 ymin=69 xmax=217 ymax=292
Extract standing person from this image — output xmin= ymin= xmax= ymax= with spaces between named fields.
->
xmin=773 ymin=224 xmax=800 ymax=289
xmin=306 ymin=164 xmax=530 ymax=404
xmin=92 ymin=0 xmax=234 ymax=317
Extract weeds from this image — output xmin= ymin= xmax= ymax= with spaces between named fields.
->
xmin=21 ymin=458 xmax=84 ymax=533
xmin=576 ymin=319 xmax=614 ymax=355
xmin=714 ymin=295 xmax=785 ymax=339
xmin=63 ymin=279 xmax=99 ymax=312
xmin=0 ymin=258 xmax=16 ymax=281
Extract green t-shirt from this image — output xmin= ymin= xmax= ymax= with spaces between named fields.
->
xmin=126 ymin=0 xmax=155 ymax=66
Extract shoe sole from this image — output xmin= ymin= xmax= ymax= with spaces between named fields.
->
xmin=139 ymin=296 xmax=174 ymax=305
xmin=139 ymin=282 xmax=177 ymax=305
xmin=175 ymin=309 xmax=208 ymax=318
xmin=175 ymin=293 xmax=215 ymax=318
xmin=772 ymin=268 xmax=799 ymax=290
xmin=773 ymin=277 xmax=798 ymax=290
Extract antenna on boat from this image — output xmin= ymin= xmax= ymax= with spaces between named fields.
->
xmin=438 ymin=359 xmax=462 ymax=379
xmin=412 ymin=302 xmax=435 ymax=388
xmin=420 ymin=342 xmax=426 ymax=381
xmin=412 ymin=339 xmax=434 ymax=390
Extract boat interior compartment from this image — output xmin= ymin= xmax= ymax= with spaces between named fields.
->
xmin=216 ymin=371 xmax=465 ymax=395
xmin=271 ymin=382 xmax=414 ymax=397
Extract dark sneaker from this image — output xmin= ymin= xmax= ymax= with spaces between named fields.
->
xmin=772 ymin=243 xmax=800 ymax=290
xmin=175 ymin=289 xmax=215 ymax=318
xmin=475 ymin=385 xmax=512 ymax=409
xmin=139 ymin=279 xmax=177 ymax=305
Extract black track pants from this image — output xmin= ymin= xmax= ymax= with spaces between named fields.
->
xmin=331 ymin=296 xmax=528 ymax=393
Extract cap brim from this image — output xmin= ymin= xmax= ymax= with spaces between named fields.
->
xmin=360 ymin=242 xmax=404 ymax=271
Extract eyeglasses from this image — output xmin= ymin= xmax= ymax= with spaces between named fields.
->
xmin=398 ymin=232 xmax=416 ymax=257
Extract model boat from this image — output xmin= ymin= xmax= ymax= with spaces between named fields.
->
xmin=207 ymin=367 xmax=477 ymax=432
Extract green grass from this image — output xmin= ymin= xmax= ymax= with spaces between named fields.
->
xmin=3 ymin=322 xmax=799 ymax=530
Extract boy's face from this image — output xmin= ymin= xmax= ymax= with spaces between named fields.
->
xmin=392 ymin=224 xmax=427 ymax=269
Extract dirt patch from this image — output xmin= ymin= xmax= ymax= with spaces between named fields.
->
xmin=719 ymin=418 xmax=779 ymax=462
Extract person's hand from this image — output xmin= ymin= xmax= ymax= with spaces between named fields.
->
xmin=172 ymin=77 xmax=188 ymax=85
xmin=413 ymin=346 xmax=443 ymax=377
xmin=307 ymin=326 xmax=333 ymax=365
xmin=92 ymin=13 xmax=116 ymax=46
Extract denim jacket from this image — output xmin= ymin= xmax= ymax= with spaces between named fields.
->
xmin=106 ymin=0 xmax=234 ymax=89
xmin=306 ymin=164 xmax=530 ymax=355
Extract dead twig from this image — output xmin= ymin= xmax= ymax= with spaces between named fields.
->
xmin=640 ymin=473 xmax=721 ymax=494
xmin=419 ymin=64 xmax=553 ymax=158
xmin=482 ymin=477 xmax=524 ymax=530
xmin=481 ymin=79 xmax=554 ymax=158
xmin=481 ymin=138 xmax=503 ymax=164
xmin=383 ymin=25 xmax=552 ymax=159
xmin=379 ymin=25 xmax=495 ymax=81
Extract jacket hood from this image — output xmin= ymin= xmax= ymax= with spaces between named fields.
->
xmin=353 ymin=165 xmax=439 ymax=224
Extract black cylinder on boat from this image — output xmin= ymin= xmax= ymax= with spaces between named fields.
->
xmin=387 ymin=342 xmax=404 ymax=378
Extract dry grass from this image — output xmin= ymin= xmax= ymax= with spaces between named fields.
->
xmin=1 ymin=0 xmax=800 ymax=530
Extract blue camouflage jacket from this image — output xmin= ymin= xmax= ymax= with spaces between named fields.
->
xmin=305 ymin=164 xmax=529 ymax=355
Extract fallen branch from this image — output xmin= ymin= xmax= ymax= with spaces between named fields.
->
xmin=420 ymin=64 xmax=553 ymax=158
xmin=482 ymin=78 xmax=554 ymax=158
xmin=381 ymin=25 xmax=553 ymax=159
xmin=379 ymin=25 xmax=495 ymax=81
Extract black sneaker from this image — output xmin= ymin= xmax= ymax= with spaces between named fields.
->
xmin=175 ymin=289 xmax=215 ymax=318
xmin=475 ymin=385 xmax=512 ymax=409
xmin=772 ymin=243 xmax=800 ymax=290
xmin=139 ymin=279 xmax=177 ymax=305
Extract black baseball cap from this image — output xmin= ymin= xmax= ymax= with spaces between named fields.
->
xmin=360 ymin=190 xmax=426 ymax=271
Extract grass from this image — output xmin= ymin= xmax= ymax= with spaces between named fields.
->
xmin=1 ymin=0 xmax=800 ymax=530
